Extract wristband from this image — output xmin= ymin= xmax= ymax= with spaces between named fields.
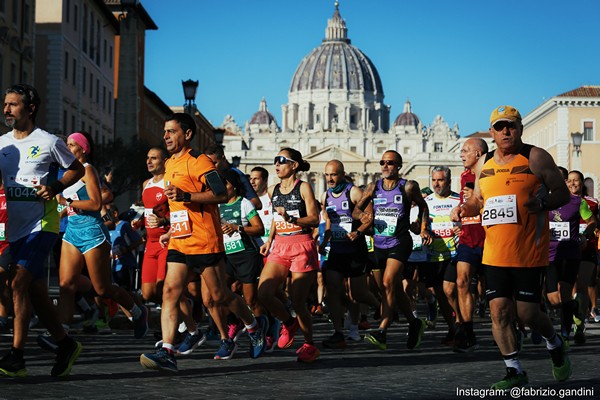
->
xmin=66 ymin=198 xmax=74 ymax=205
xmin=50 ymin=181 xmax=65 ymax=195
xmin=355 ymin=230 xmax=363 ymax=237
xmin=182 ymin=192 xmax=192 ymax=202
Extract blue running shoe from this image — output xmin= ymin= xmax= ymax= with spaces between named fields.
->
xmin=133 ymin=306 xmax=149 ymax=339
xmin=140 ymin=348 xmax=177 ymax=373
xmin=214 ymin=339 xmax=238 ymax=360
xmin=177 ymin=331 xmax=207 ymax=356
xmin=248 ymin=315 xmax=269 ymax=359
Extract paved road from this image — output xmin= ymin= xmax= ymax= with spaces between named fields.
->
xmin=1 ymin=309 xmax=599 ymax=400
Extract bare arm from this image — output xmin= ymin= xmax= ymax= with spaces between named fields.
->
xmin=526 ymin=147 xmax=570 ymax=212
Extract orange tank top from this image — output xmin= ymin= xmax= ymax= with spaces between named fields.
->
xmin=479 ymin=145 xmax=548 ymax=267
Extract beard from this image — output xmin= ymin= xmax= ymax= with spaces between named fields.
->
xmin=4 ymin=116 xmax=15 ymax=128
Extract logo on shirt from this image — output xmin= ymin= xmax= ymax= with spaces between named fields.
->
xmin=233 ymin=211 xmax=240 ymax=217
xmin=342 ymin=201 xmax=349 ymax=210
xmin=394 ymin=195 xmax=402 ymax=204
xmin=155 ymin=192 xmax=163 ymax=201
xmin=27 ymin=146 xmax=41 ymax=159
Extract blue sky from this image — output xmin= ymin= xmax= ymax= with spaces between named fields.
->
xmin=143 ymin=0 xmax=600 ymax=136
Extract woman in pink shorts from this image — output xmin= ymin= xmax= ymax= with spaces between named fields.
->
xmin=258 ymin=148 xmax=320 ymax=362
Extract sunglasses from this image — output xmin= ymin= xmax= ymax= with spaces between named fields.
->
xmin=492 ymin=121 xmax=517 ymax=131
xmin=274 ymin=155 xmax=296 ymax=165
xmin=379 ymin=160 xmax=397 ymax=166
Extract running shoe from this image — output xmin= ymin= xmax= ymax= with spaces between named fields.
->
xmin=248 ymin=315 xmax=269 ymax=359
xmin=549 ymin=336 xmax=572 ymax=382
xmin=51 ymin=338 xmax=82 ymax=377
xmin=573 ymin=321 xmax=586 ymax=345
xmin=364 ymin=329 xmax=387 ymax=350
xmin=407 ymin=318 xmax=425 ymax=350
xmin=205 ymin=328 xmax=221 ymax=346
xmin=426 ymin=297 xmax=438 ymax=323
xmin=594 ymin=307 xmax=600 ymax=323
xmin=268 ymin=318 xmax=281 ymax=345
xmin=278 ymin=318 xmax=299 ymax=349
xmin=133 ymin=306 xmax=149 ymax=339
xmin=490 ymin=368 xmax=528 ymax=389
xmin=265 ymin=335 xmax=277 ymax=353
xmin=140 ymin=348 xmax=177 ymax=373
xmin=346 ymin=328 xmax=361 ymax=342
xmin=37 ymin=331 xmax=59 ymax=354
xmin=322 ymin=331 xmax=347 ymax=349
xmin=177 ymin=331 xmax=207 ymax=356
xmin=453 ymin=332 xmax=478 ymax=353
xmin=214 ymin=339 xmax=238 ymax=360
xmin=343 ymin=313 xmax=352 ymax=331
xmin=82 ymin=306 xmax=99 ymax=329
xmin=0 ymin=349 xmax=27 ymax=378
xmin=228 ymin=321 xmax=246 ymax=343
xmin=296 ymin=343 xmax=320 ymax=363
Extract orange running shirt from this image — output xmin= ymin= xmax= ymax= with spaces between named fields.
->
xmin=479 ymin=145 xmax=549 ymax=267
xmin=164 ymin=149 xmax=224 ymax=255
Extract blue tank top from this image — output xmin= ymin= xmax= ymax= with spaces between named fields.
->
xmin=62 ymin=163 xmax=102 ymax=226
xmin=372 ymin=178 xmax=411 ymax=249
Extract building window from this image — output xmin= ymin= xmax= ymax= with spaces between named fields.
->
xmin=64 ymin=52 xmax=69 ymax=80
xmin=104 ymin=40 xmax=107 ymax=63
xmin=350 ymin=146 xmax=357 ymax=153
xmin=89 ymin=12 xmax=94 ymax=61
xmin=82 ymin=5 xmax=87 ymax=53
xmin=74 ymin=4 xmax=78 ymax=31
xmin=108 ymin=91 xmax=112 ymax=114
xmin=72 ymin=58 xmax=76 ymax=85
xmin=377 ymin=146 xmax=386 ymax=154
xmin=89 ymin=72 xmax=93 ymax=99
xmin=434 ymin=142 xmax=443 ymax=152
xmin=315 ymin=114 xmax=320 ymax=123
xmin=64 ymin=110 xmax=68 ymax=133
xmin=350 ymin=114 xmax=357 ymax=125
xmin=0 ymin=0 xmax=4 ymax=13
xmin=23 ymin=3 xmax=30 ymax=34
xmin=102 ymin=86 xmax=106 ymax=110
xmin=95 ymin=79 xmax=99 ymax=103
xmin=0 ymin=55 xmax=3 ymax=89
xmin=109 ymin=46 xmax=113 ymax=68
xmin=403 ymin=146 xmax=410 ymax=155
xmin=82 ymin=67 xmax=86 ymax=92
xmin=10 ymin=62 xmax=16 ymax=84
xmin=65 ymin=0 xmax=70 ymax=22
xmin=71 ymin=115 xmax=76 ymax=133
xmin=584 ymin=121 xmax=594 ymax=141
xmin=310 ymin=146 xmax=317 ymax=153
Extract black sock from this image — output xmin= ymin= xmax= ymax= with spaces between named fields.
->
xmin=11 ymin=347 xmax=24 ymax=359
xmin=284 ymin=316 xmax=296 ymax=327
xmin=57 ymin=335 xmax=74 ymax=348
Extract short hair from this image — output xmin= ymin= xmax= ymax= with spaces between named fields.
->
xmin=5 ymin=84 xmax=41 ymax=120
xmin=204 ymin=143 xmax=225 ymax=157
xmin=383 ymin=150 xmax=403 ymax=166
xmin=473 ymin=138 xmax=489 ymax=154
xmin=281 ymin=147 xmax=310 ymax=172
xmin=557 ymin=166 xmax=568 ymax=180
xmin=149 ymin=146 xmax=169 ymax=160
xmin=432 ymin=165 xmax=451 ymax=181
xmin=165 ymin=113 xmax=196 ymax=139
xmin=251 ymin=166 xmax=269 ymax=180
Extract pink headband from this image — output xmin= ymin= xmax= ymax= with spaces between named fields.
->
xmin=69 ymin=132 xmax=91 ymax=154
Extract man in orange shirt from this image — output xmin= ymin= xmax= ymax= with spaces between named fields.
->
xmin=452 ymin=106 xmax=571 ymax=389
xmin=140 ymin=113 xmax=267 ymax=372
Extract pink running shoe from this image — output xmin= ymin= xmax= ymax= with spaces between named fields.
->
xmin=296 ymin=343 xmax=320 ymax=363
xmin=277 ymin=318 xmax=299 ymax=349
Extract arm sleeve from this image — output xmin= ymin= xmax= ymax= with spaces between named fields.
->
xmin=580 ymin=198 xmax=593 ymax=220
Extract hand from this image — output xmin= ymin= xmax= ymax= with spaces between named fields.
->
xmin=409 ymin=221 xmax=421 ymax=235
xmin=159 ymin=231 xmax=171 ymax=248
xmin=347 ymin=231 xmax=361 ymax=242
xmin=221 ymin=223 xmax=238 ymax=236
xmin=259 ymin=241 xmax=271 ymax=256
xmin=34 ymin=185 xmax=54 ymax=201
xmin=420 ymin=230 xmax=432 ymax=246
xmin=146 ymin=213 xmax=160 ymax=229
xmin=164 ymin=183 xmax=183 ymax=202
xmin=275 ymin=206 xmax=289 ymax=221
xmin=450 ymin=205 xmax=463 ymax=222
xmin=318 ymin=242 xmax=328 ymax=255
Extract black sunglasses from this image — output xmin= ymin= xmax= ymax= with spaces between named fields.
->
xmin=492 ymin=121 xmax=517 ymax=131
xmin=274 ymin=156 xmax=296 ymax=165
xmin=379 ymin=160 xmax=396 ymax=166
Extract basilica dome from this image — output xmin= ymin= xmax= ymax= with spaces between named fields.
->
xmin=289 ymin=5 xmax=383 ymax=95
xmin=249 ymin=98 xmax=277 ymax=125
xmin=393 ymin=99 xmax=420 ymax=128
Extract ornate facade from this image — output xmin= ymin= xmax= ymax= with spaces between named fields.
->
xmin=222 ymin=4 xmax=475 ymax=192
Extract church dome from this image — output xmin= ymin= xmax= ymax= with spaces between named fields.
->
xmin=249 ymin=98 xmax=278 ymax=126
xmin=289 ymin=4 xmax=383 ymax=95
xmin=393 ymin=99 xmax=420 ymax=127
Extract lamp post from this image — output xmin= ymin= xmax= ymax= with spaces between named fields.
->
xmin=571 ymin=131 xmax=583 ymax=171
xmin=214 ymin=128 xmax=225 ymax=148
xmin=232 ymin=155 xmax=241 ymax=168
xmin=181 ymin=79 xmax=198 ymax=115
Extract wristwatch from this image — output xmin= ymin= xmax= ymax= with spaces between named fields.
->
xmin=182 ymin=192 xmax=192 ymax=202
xmin=66 ymin=198 xmax=74 ymax=205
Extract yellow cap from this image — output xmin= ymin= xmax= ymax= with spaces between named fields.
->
xmin=490 ymin=105 xmax=522 ymax=125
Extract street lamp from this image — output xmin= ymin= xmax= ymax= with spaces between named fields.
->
xmin=232 ymin=155 xmax=241 ymax=168
xmin=181 ymin=79 xmax=198 ymax=115
xmin=572 ymin=131 xmax=584 ymax=156
xmin=214 ymin=128 xmax=225 ymax=148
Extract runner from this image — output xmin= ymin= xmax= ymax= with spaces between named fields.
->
xmin=140 ymin=113 xmax=267 ymax=372
xmin=357 ymin=150 xmax=431 ymax=350
xmin=0 ymin=84 xmax=84 ymax=377
xmin=257 ymin=148 xmax=321 ymax=362
xmin=452 ymin=105 xmax=572 ymax=388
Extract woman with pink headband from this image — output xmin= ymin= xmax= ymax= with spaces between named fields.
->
xmin=40 ymin=132 xmax=149 ymax=348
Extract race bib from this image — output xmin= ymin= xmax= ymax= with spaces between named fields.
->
xmin=6 ymin=175 xmax=40 ymax=202
xmin=461 ymin=215 xmax=481 ymax=225
xmin=331 ymin=222 xmax=352 ymax=241
xmin=170 ymin=210 xmax=192 ymax=238
xmin=374 ymin=214 xmax=398 ymax=237
xmin=481 ymin=195 xmax=517 ymax=226
xmin=66 ymin=193 xmax=81 ymax=216
xmin=550 ymin=221 xmax=570 ymax=241
xmin=274 ymin=210 xmax=302 ymax=235
xmin=224 ymin=232 xmax=245 ymax=254
xmin=579 ymin=223 xmax=587 ymax=235
xmin=410 ymin=232 xmax=423 ymax=251
xmin=431 ymin=221 xmax=455 ymax=238
xmin=0 ymin=223 xmax=5 ymax=241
